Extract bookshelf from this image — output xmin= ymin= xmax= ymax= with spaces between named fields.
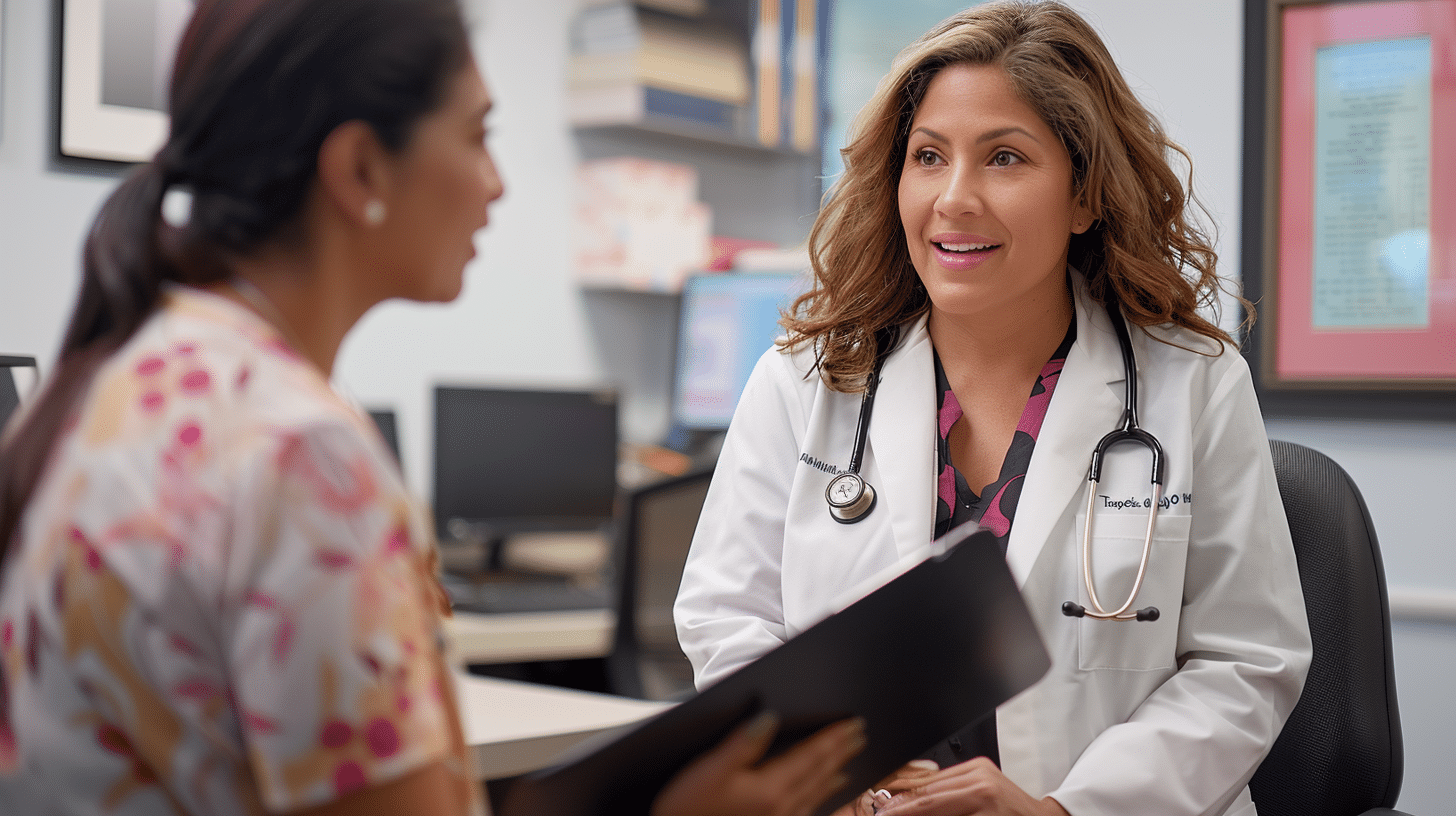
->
xmin=570 ymin=0 xmax=827 ymax=270
xmin=570 ymin=0 xmax=828 ymax=444
xmin=575 ymin=125 xmax=820 ymax=249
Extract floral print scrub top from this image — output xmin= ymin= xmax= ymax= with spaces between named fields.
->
xmin=0 ymin=286 xmax=480 ymax=815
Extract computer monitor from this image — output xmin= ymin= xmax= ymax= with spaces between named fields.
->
xmin=0 ymin=356 xmax=39 ymax=432
xmin=670 ymin=272 xmax=810 ymax=433
xmin=366 ymin=409 xmax=401 ymax=472
xmin=432 ymin=385 xmax=619 ymax=547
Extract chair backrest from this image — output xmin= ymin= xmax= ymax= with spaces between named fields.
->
xmin=607 ymin=468 xmax=714 ymax=701
xmin=1250 ymin=440 xmax=1403 ymax=815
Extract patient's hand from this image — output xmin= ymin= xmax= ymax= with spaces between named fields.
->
xmin=652 ymin=713 xmax=867 ymax=816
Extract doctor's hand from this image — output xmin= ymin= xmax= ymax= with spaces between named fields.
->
xmin=651 ymin=712 xmax=867 ymax=816
xmin=832 ymin=759 xmax=942 ymax=816
xmin=872 ymin=758 xmax=1071 ymax=816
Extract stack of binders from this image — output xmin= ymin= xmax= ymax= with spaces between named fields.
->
xmin=752 ymin=0 xmax=827 ymax=152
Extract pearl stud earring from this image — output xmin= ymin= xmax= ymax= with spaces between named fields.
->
xmin=364 ymin=199 xmax=386 ymax=226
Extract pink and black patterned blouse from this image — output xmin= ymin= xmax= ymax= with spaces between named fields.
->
xmin=932 ymin=320 xmax=1077 ymax=548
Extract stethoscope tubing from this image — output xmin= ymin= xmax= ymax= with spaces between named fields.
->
xmin=823 ymin=303 xmax=1166 ymax=623
xmin=826 ymin=330 xmax=894 ymax=524
xmin=1065 ymin=301 xmax=1165 ymax=623
xmin=848 ymin=367 xmax=878 ymax=476
xmin=1076 ymin=481 xmax=1162 ymax=620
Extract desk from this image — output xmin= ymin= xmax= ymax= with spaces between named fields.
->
xmin=444 ymin=609 xmax=616 ymax=665
xmin=455 ymin=672 xmax=671 ymax=780
xmin=439 ymin=529 xmax=616 ymax=667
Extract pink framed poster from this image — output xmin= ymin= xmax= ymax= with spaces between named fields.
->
xmin=1244 ymin=0 xmax=1455 ymax=409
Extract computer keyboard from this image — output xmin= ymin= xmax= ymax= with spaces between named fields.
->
xmin=441 ymin=575 xmax=611 ymax=614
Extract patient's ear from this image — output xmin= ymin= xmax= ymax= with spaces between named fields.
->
xmin=316 ymin=120 xmax=396 ymax=229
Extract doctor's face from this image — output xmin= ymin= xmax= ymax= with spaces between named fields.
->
xmin=897 ymin=62 xmax=1091 ymax=324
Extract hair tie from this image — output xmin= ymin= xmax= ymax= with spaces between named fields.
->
xmin=156 ymin=169 xmax=193 ymax=230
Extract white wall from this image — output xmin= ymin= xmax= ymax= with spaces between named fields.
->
xmin=1 ymin=0 xmax=1451 ymax=810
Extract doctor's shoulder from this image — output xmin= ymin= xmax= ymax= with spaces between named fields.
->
xmin=1134 ymin=318 xmax=1241 ymax=371
xmin=1133 ymin=319 xmax=1262 ymax=410
xmin=725 ymin=336 xmax=829 ymax=427
xmin=753 ymin=334 xmax=836 ymax=393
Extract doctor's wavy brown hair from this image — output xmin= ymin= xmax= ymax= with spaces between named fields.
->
xmin=781 ymin=0 xmax=1246 ymax=391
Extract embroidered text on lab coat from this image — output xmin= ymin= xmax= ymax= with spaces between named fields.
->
xmin=799 ymin=453 xmax=845 ymax=475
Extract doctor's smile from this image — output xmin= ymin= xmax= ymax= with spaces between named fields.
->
xmin=929 ymin=233 xmax=1000 ymax=271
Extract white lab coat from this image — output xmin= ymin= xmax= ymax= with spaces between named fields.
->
xmin=674 ymin=273 xmax=1312 ymax=816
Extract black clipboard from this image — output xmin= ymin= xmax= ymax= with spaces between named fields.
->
xmin=501 ymin=525 xmax=1051 ymax=816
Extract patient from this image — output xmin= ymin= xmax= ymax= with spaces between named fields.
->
xmin=0 ymin=1 xmax=861 ymax=814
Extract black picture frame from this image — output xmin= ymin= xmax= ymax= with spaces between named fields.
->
xmin=1240 ymin=0 xmax=1455 ymax=420
xmin=54 ymin=0 xmax=191 ymax=166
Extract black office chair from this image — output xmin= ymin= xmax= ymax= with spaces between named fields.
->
xmin=1250 ymin=440 xmax=1412 ymax=816
xmin=606 ymin=468 xmax=714 ymax=701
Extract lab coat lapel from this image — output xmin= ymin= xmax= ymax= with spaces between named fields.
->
xmin=1004 ymin=278 xmax=1125 ymax=586
xmin=865 ymin=316 xmax=938 ymax=560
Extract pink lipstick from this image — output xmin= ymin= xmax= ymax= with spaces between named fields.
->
xmin=930 ymin=233 xmax=1000 ymax=271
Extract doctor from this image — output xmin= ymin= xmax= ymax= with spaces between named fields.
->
xmin=674 ymin=2 xmax=1311 ymax=815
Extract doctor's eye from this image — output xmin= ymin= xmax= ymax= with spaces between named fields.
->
xmin=989 ymin=150 xmax=1023 ymax=168
xmin=912 ymin=148 xmax=944 ymax=168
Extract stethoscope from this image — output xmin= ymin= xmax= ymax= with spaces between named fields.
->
xmin=824 ymin=302 xmax=1165 ymax=622
xmin=824 ymin=329 xmax=896 ymax=525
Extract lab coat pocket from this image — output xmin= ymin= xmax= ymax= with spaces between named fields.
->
xmin=1074 ymin=512 xmax=1191 ymax=671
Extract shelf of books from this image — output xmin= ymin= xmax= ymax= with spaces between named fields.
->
xmin=569 ymin=0 xmax=826 ymax=297
xmin=568 ymin=0 xmax=827 ymax=156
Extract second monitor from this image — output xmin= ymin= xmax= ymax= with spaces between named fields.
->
xmin=433 ymin=385 xmax=619 ymax=568
xmin=670 ymin=271 xmax=810 ymax=437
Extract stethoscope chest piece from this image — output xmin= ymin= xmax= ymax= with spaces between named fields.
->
xmin=822 ymin=329 xmax=895 ymax=525
xmin=826 ymin=472 xmax=877 ymax=524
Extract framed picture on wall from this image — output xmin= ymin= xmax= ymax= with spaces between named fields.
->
xmin=1 ymin=1 xmax=7 ymax=127
xmin=56 ymin=0 xmax=191 ymax=163
xmin=1241 ymin=0 xmax=1455 ymax=417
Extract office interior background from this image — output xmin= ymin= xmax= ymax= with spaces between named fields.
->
xmin=0 ymin=0 xmax=1451 ymax=810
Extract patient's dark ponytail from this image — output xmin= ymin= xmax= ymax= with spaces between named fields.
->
xmin=0 ymin=0 xmax=470 ymax=556
xmin=68 ymin=162 xmax=175 ymax=352
xmin=0 ymin=152 xmax=182 ymax=568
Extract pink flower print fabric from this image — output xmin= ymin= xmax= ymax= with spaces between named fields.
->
xmin=0 ymin=286 xmax=465 ymax=815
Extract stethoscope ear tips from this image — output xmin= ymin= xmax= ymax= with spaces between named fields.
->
xmin=1061 ymin=601 xmax=1160 ymax=622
